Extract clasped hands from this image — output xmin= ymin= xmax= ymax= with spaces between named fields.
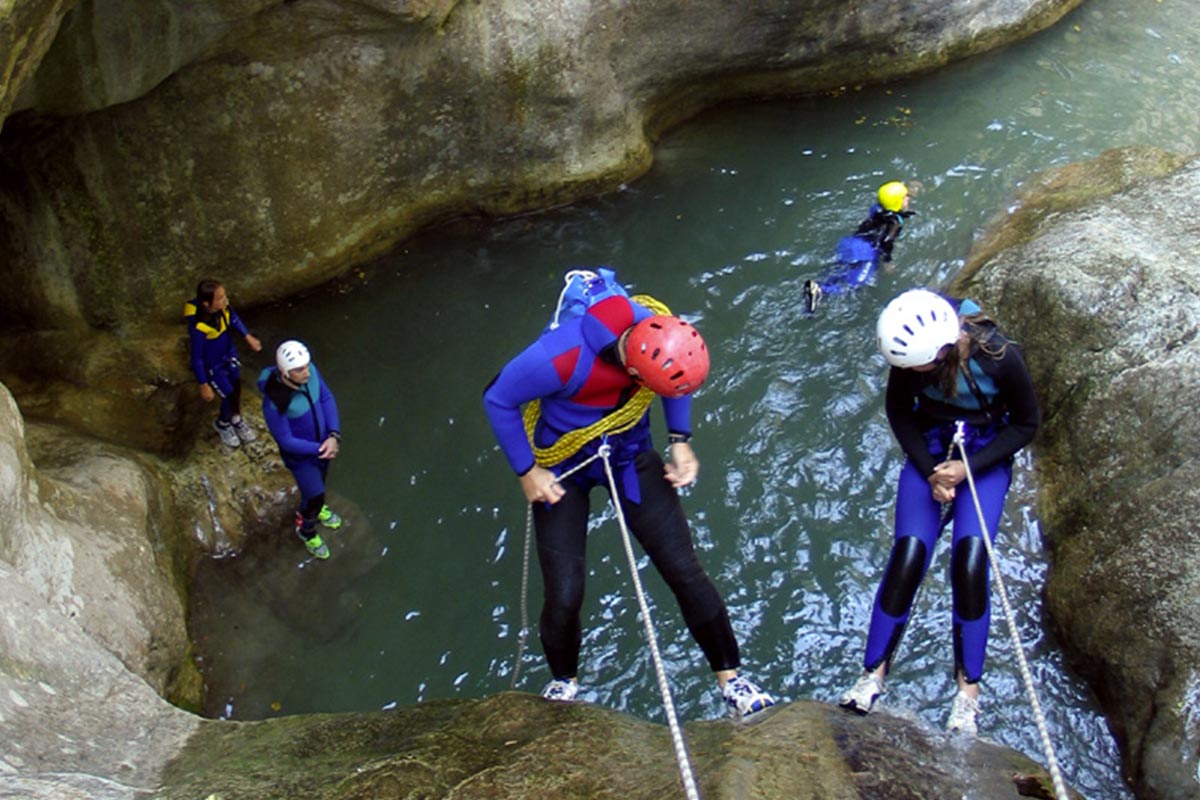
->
xmin=928 ymin=459 xmax=966 ymax=504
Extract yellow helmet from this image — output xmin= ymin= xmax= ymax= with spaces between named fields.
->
xmin=877 ymin=181 xmax=908 ymax=212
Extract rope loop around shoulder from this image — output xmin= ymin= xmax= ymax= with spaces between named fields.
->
xmin=523 ymin=294 xmax=671 ymax=468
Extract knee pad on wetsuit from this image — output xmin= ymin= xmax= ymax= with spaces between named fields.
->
xmin=952 ymin=537 xmax=989 ymax=621
xmin=878 ymin=536 xmax=928 ymax=617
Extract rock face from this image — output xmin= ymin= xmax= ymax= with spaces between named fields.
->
xmin=952 ymin=145 xmax=1200 ymax=800
xmin=155 ymin=693 xmax=1064 ymax=800
xmin=0 ymin=0 xmax=1083 ymax=335
xmin=0 ymin=382 xmax=188 ymax=695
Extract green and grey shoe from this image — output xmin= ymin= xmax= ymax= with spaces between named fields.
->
xmin=318 ymin=505 xmax=343 ymax=530
xmin=296 ymin=528 xmax=330 ymax=560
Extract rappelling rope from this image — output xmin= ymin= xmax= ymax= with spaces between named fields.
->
xmin=951 ymin=421 xmax=1070 ymax=800
xmin=506 ymin=443 xmax=702 ymax=800
xmin=600 ymin=444 xmax=702 ymax=800
xmin=509 ymin=450 xmax=605 ymax=689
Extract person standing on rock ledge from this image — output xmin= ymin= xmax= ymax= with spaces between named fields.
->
xmin=839 ymin=288 xmax=1039 ymax=736
xmin=258 ymin=340 xmax=343 ymax=561
xmin=185 ymin=279 xmax=262 ymax=448
xmin=483 ymin=268 xmax=776 ymax=718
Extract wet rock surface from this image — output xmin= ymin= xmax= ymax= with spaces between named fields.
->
xmin=953 ymin=145 xmax=1200 ymax=800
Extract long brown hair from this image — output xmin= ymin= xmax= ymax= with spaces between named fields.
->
xmin=927 ymin=311 xmax=1010 ymax=396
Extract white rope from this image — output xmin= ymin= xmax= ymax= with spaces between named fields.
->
xmin=599 ymin=444 xmax=702 ymax=800
xmin=507 ymin=442 xmax=701 ymax=799
xmin=509 ymin=502 xmax=534 ymax=690
xmin=510 ymin=450 xmax=605 ymax=689
xmin=951 ymin=421 xmax=1070 ymax=800
xmin=549 ymin=269 xmax=599 ymax=330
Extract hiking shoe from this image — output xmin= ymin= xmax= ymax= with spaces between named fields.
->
xmin=722 ymin=675 xmax=775 ymax=718
xmin=946 ymin=691 xmax=980 ymax=736
xmin=803 ymin=279 xmax=822 ymax=313
xmin=318 ymin=504 xmax=343 ymax=530
xmin=839 ymin=673 xmax=884 ymax=715
xmin=213 ymin=420 xmax=241 ymax=448
xmin=230 ymin=416 xmax=257 ymax=443
xmin=541 ymin=679 xmax=579 ymax=702
xmin=295 ymin=529 xmax=330 ymax=560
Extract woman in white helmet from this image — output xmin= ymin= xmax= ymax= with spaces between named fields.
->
xmin=258 ymin=340 xmax=343 ymax=560
xmin=839 ymin=288 xmax=1039 ymax=736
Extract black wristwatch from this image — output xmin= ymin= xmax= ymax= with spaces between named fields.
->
xmin=667 ymin=432 xmax=692 ymax=445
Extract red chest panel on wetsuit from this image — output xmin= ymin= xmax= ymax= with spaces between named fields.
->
xmin=571 ymin=357 xmax=633 ymax=408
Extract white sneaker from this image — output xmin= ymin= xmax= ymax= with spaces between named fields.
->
xmin=946 ymin=691 xmax=980 ymax=736
xmin=839 ymin=673 xmax=884 ymax=715
xmin=541 ymin=678 xmax=578 ymax=702
xmin=721 ymin=675 xmax=775 ymax=718
xmin=231 ymin=415 xmax=257 ymax=443
xmin=213 ymin=420 xmax=241 ymax=448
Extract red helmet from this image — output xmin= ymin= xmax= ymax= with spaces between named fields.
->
xmin=624 ymin=316 xmax=710 ymax=398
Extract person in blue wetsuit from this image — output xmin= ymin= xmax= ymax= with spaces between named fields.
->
xmin=803 ymin=181 xmax=916 ymax=313
xmin=839 ymin=288 xmax=1039 ymax=736
xmin=259 ymin=340 xmax=343 ymax=560
xmin=483 ymin=270 xmax=775 ymax=718
xmin=185 ymin=279 xmax=262 ymax=447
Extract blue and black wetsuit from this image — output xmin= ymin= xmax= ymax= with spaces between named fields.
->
xmin=805 ymin=205 xmax=916 ymax=311
xmin=186 ymin=299 xmax=251 ymax=423
xmin=854 ymin=203 xmax=914 ymax=264
xmin=483 ymin=294 xmax=740 ymax=681
xmin=258 ymin=364 xmax=341 ymax=533
xmin=863 ymin=299 xmax=1039 ymax=684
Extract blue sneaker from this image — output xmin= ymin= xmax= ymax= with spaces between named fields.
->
xmin=722 ymin=675 xmax=775 ymax=718
xmin=541 ymin=679 xmax=579 ymax=702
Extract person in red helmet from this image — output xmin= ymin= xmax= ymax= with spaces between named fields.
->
xmin=483 ymin=268 xmax=775 ymax=718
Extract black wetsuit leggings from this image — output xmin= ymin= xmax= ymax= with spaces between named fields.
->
xmin=532 ymin=449 xmax=739 ymax=680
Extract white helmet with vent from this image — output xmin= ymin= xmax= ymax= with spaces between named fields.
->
xmin=275 ymin=340 xmax=311 ymax=373
xmin=876 ymin=289 xmax=960 ymax=368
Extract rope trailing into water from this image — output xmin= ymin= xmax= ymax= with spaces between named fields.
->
xmin=951 ymin=421 xmax=1070 ymax=800
xmin=522 ymin=294 xmax=671 ymax=468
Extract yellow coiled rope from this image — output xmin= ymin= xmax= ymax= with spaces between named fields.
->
xmin=523 ymin=294 xmax=671 ymax=467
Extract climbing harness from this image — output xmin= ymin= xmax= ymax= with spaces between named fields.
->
xmin=951 ymin=421 xmax=1070 ymax=800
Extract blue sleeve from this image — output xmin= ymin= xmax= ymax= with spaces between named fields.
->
xmin=188 ymin=325 xmax=209 ymax=384
xmin=228 ymin=308 xmax=251 ymax=338
xmin=661 ymin=396 xmax=692 ymax=436
xmin=261 ymin=397 xmax=319 ymax=458
xmin=483 ymin=339 xmax=571 ymax=475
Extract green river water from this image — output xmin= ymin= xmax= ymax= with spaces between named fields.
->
xmin=191 ymin=2 xmax=1200 ymax=797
